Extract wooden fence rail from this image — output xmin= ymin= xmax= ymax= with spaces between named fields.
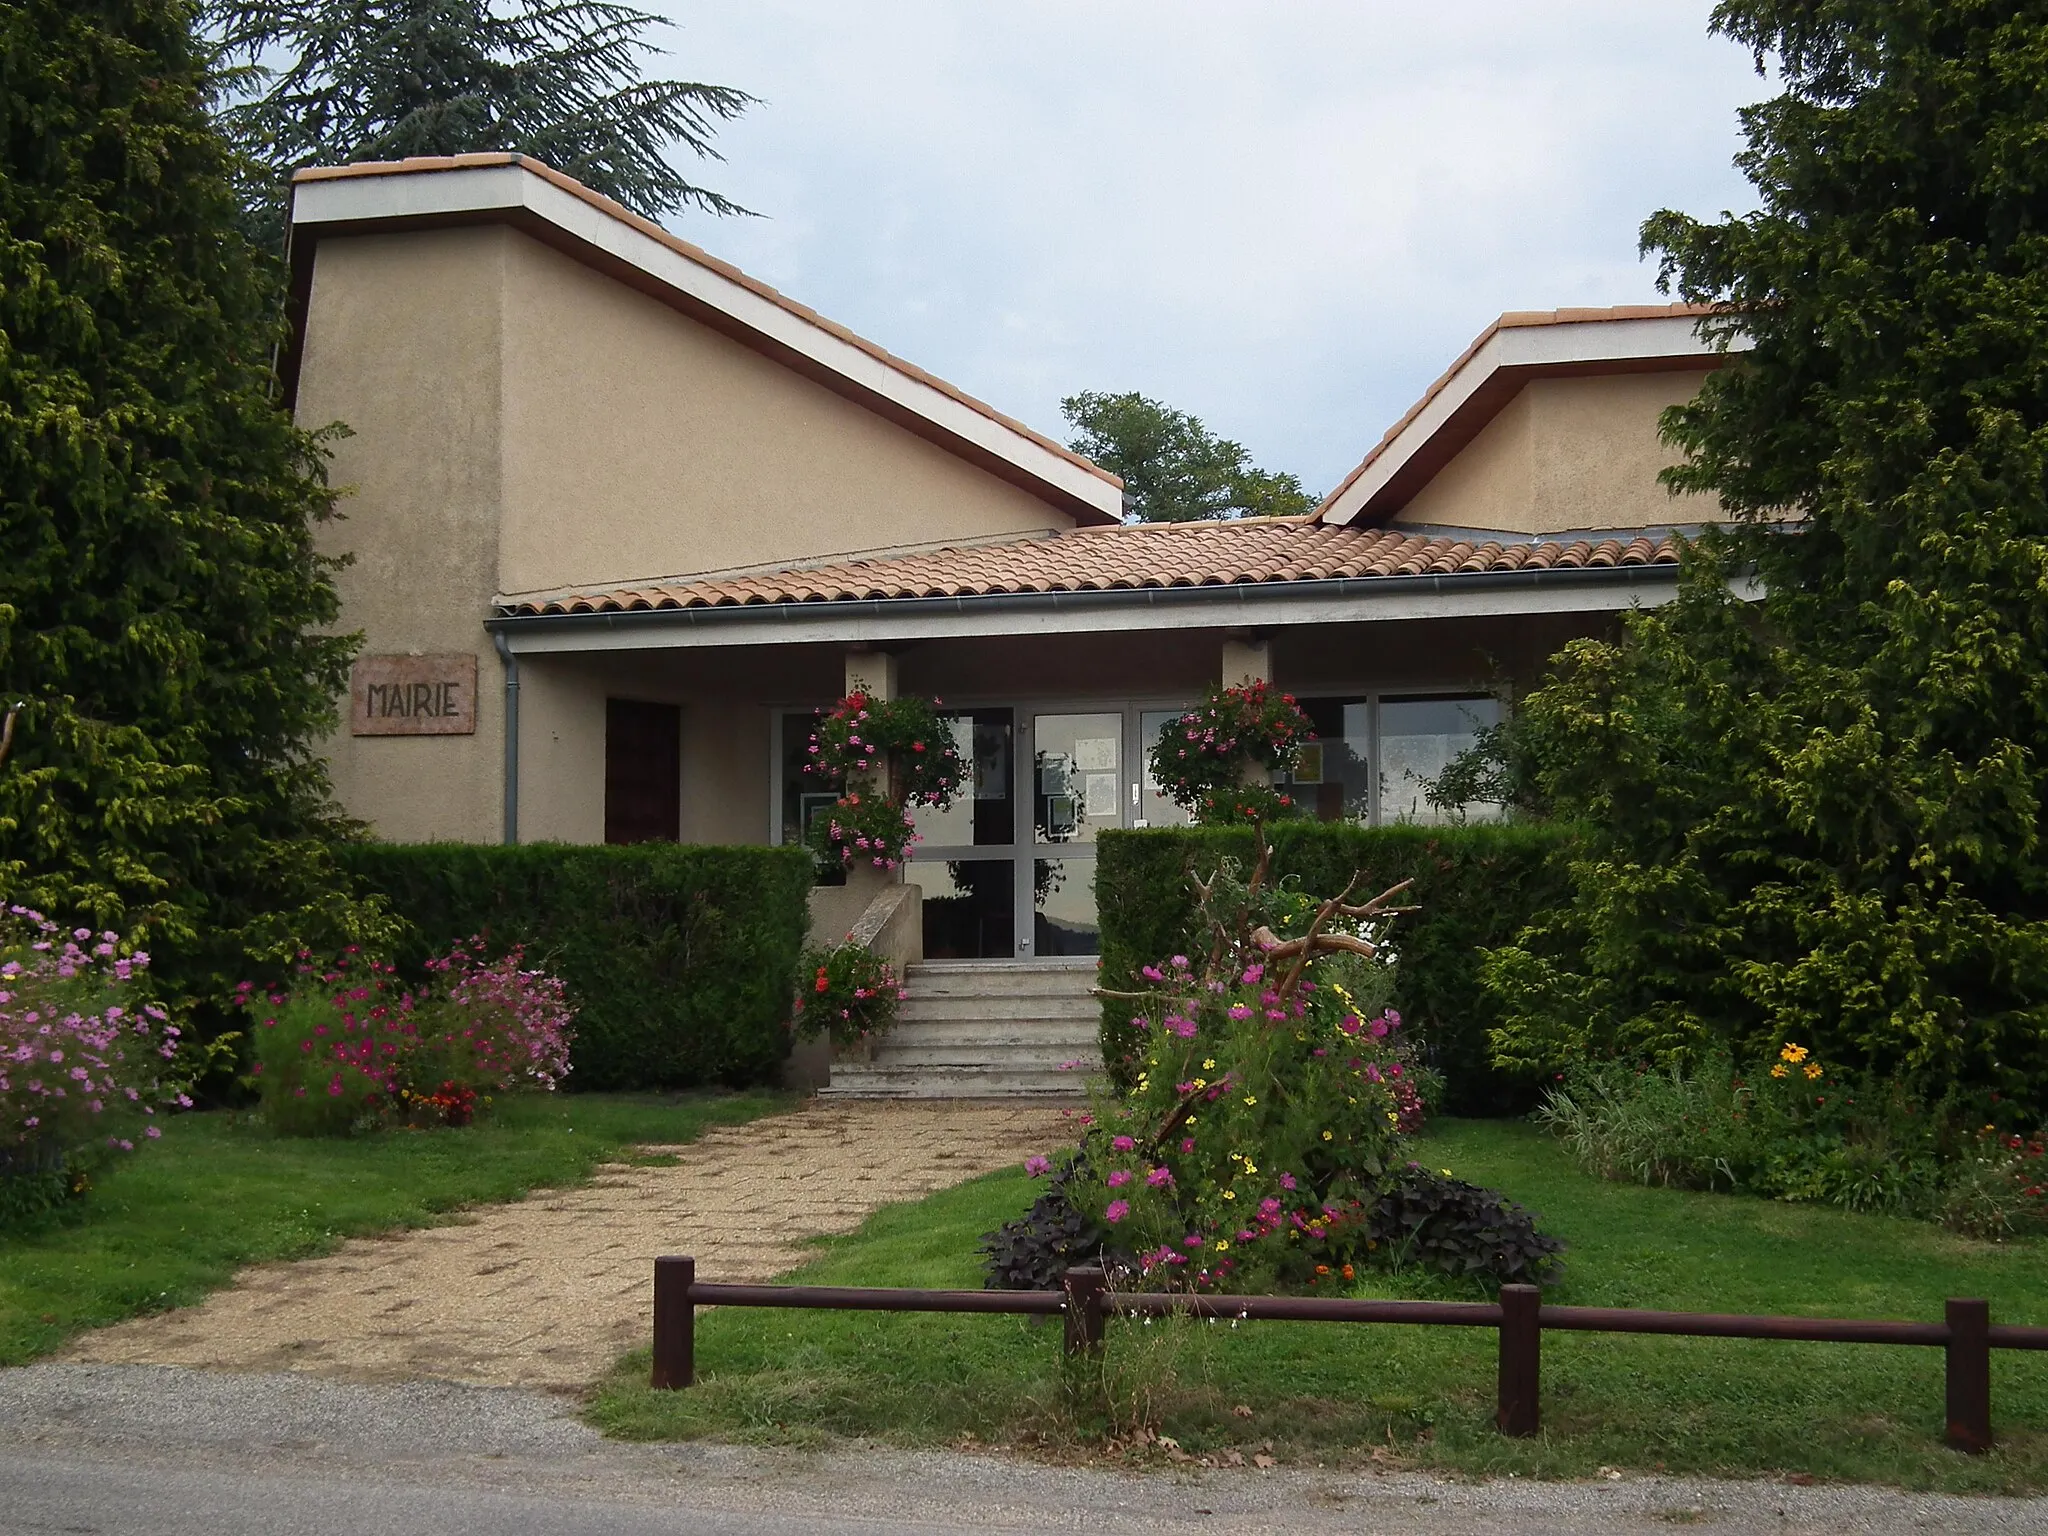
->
xmin=650 ymin=1255 xmax=2048 ymax=1453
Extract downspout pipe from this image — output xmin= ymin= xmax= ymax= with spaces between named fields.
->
xmin=492 ymin=632 xmax=520 ymax=844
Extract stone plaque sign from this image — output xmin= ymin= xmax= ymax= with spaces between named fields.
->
xmin=351 ymin=653 xmax=477 ymax=736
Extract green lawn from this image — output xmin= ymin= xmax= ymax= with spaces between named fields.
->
xmin=0 ymin=1090 xmax=786 ymax=1366
xmin=590 ymin=1118 xmax=2048 ymax=1493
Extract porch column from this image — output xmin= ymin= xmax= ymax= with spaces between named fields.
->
xmin=1222 ymin=637 xmax=1271 ymax=688
xmin=844 ymin=648 xmax=899 ymax=702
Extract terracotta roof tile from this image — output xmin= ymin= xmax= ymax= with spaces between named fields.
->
xmin=498 ymin=520 xmax=1679 ymax=618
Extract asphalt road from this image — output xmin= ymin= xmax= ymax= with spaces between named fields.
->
xmin=1 ymin=1363 xmax=2043 ymax=1536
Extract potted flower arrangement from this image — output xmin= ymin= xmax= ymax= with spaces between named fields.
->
xmin=1147 ymin=680 xmax=1314 ymax=825
xmin=802 ymin=690 xmax=967 ymax=871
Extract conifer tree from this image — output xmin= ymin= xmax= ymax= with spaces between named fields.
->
xmin=206 ymin=0 xmax=755 ymax=245
xmin=1486 ymin=2 xmax=2048 ymax=1113
xmin=0 ymin=0 xmax=385 ymax=1008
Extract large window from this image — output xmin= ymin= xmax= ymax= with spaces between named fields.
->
xmin=1376 ymin=694 xmax=1502 ymax=824
xmin=1278 ymin=693 xmax=1503 ymax=826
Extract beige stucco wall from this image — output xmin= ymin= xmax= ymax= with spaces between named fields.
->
xmin=680 ymin=703 xmax=771 ymax=845
xmin=514 ymin=660 xmax=610 ymax=845
xmin=301 ymin=227 xmax=510 ymax=844
xmin=1394 ymin=368 xmax=1717 ymax=535
xmin=495 ymin=237 xmax=1076 ymax=598
xmin=298 ymin=221 xmax=1092 ymax=845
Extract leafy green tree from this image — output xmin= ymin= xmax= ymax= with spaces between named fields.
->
xmin=1061 ymin=391 xmax=1318 ymax=523
xmin=1484 ymin=2 xmax=2048 ymax=1115
xmin=0 ymin=0 xmax=389 ymax=1017
xmin=207 ymin=0 xmax=755 ymax=244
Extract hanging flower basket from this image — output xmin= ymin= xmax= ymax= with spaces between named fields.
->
xmin=803 ymin=691 xmax=967 ymax=867
xmin=1147 ymin=681 xmax=1313 ymax=826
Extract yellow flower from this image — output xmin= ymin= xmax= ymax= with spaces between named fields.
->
xmin=1216 ymin=1239 xmax=1230 ymax=1251
xmin=1804 ymin=1063 xmax=1823 ymax=1080
xmin=1243 ymin=1161 xmax=1257 ymax=1174
xmin=1192 ymin=1078 xmax=1208 ymax=1090
xmin=1770 ymin=1063 xmax=1789 ymax=1079
xmin=1202 ymin=1059 xmax=1216 ymax=1071
xmin=1243 ymin=1095 xmax=1258 ymax=1106
xmin=1780 ymin=1043 xmax=1809 ymax=1064
xmin=1223 ymin=1189 xmax=1236 ymax=1200
xmin=1321 ymin=1130 xmax=1334 ymax=1141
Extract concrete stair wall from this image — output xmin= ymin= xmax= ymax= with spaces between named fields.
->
xmin=819 ymin=958 xmax=1102 ymax=1100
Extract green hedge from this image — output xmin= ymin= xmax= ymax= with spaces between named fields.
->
xmin=1095 ymin=823 xmax=1573 ymax=1116
xmin=337 ymin=842 xmax=813 ymax=1092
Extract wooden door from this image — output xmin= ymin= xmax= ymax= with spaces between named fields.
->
xmin=604 ymin=699 xmax=681 ymax=843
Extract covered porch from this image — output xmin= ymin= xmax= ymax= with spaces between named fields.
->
xmin=486 ymin=521 xmax=1680 ymax=960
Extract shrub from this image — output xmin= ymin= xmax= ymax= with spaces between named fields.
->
xmin=1097 ymin=822 xmax=1573 ymax=1115
xmin=248 ymin=941 xmax=573 ymax=1135
xmin=794 ymin=943 xmax=906 ymax=1048
xmin=1362 ymin=1164 xmax=1566 ymax=1288
xmin=1 ymin=907 xmax=187 ymax=1217
xmin=1939 ymin=1128 xmax=2048 ymax=1240
xmin=1145 ymin=681 xmax=1312 ymax=826
xmin=981 ymin=1151 xmax=1113 ymax=1291
xmin=337 ymin=842 xmax=811 ymax=1091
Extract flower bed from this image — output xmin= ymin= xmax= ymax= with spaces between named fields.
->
xmin=1 ymin=907 xmax=187 ymax=1221
xmin=246 ymin=939 xmax=573 ymax=1136
xmin=1539 ymin=1044 xmax=2048 ymax=1237
xmin=986 ymin=839 xmax=1563 ymax=1293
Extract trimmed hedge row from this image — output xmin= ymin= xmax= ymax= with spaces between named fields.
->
xmin=337 ymin=842 xmax=813 ymax=1092
xmin=1095 ymin=823 xmax=1573 ymax=1116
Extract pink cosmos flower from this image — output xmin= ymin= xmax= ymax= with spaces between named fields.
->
xmin=1111 ymin=1134 xmax=1135 ymax=1152
xmin=1024 ymin=1155 xmax=1052 ymax=1177
xmin=1107 ymin=1169 xmax=1132 ymax=1188
xmin=1104 ymin=1199 xmax=1130 ymax=1223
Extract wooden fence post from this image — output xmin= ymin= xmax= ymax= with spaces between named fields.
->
xmin=1496 ymin=1284 xmax=1542 ymax=1437
xmin=652 ymin=1255 xmax=696 ymax=1390
xmin=1063 ymin=1266 xmax=1107 ymax=1357
xmin=1945 ymin=1297 xmax=1992 ymax=1453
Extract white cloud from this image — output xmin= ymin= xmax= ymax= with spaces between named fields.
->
xmin=649 ymin=2 xmax=1763 ymax=492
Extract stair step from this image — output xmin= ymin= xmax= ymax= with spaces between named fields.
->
xmin=908 ymin=959 xmax=1096 ymax=975
xmin=819 ymin=1062 xmax=1100 ymax=1100
xmin=896 ymin=998 xmax=1098 ymax=1024
xmin=883 ymin=1019 xmax=1097 ymax=1045
xmin=875 ymin=1042 xmax=1099 ymax=1068
xmin=904 ymin=979 xmax=1099 ymax=1002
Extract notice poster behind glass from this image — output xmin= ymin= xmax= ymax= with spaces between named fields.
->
xmin=1376 ymin=695 xmax=1502 ymax=824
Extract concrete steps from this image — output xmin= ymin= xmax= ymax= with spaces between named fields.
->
xmin=819 ymin=958 xmax=1103 ymax=1101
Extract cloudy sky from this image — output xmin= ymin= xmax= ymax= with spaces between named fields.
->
xmin=650 ymin=3 xmax=1766 ymax=496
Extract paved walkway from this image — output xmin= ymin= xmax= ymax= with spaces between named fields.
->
xmin=64 ymin=1101 xmax=1068 ymax=1393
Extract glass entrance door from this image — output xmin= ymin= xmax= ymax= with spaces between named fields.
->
xmin=910 ymin=708 xmax=1018 ymax=959
xmin=907 ymin=702 xmax=1195 ymax=959
xmin=1026 ymin=711 xmax=1127 ymax=956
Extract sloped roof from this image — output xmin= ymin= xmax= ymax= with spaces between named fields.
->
xmin=497 ymin=518 xmax=1677 ymax=616
xmin=1317 ymin=303 xmax=1740 ymax=528
xmin=285 ymin=154 xmax=1123 ymax=524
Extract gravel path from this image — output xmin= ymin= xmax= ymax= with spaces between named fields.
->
xmin=62 ymin=1101 xmax=1069 ymax=1392
xmin=3 ymin=1365 xmax=2042 ymax=1536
